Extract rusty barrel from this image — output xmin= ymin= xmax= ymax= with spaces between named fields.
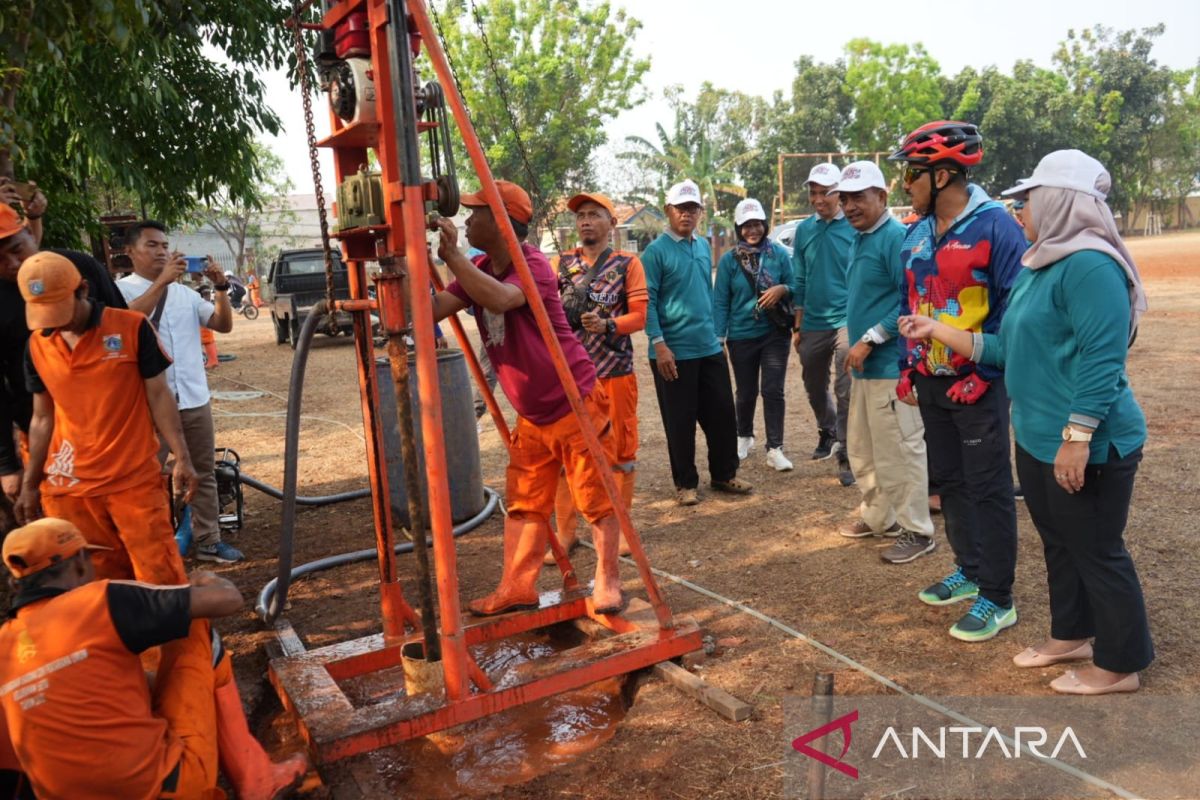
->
xmin=376 ymin=350 xmax=485 ymax=526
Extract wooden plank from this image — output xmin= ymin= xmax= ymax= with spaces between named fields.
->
xmin=653 ymin=661 xmax=754 ymax=722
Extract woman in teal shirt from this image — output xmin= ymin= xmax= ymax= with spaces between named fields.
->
xmin=713 ymin=198 xmax=795 ymax=472
xmin=900 ymin=150 xmax=1152 ymax=696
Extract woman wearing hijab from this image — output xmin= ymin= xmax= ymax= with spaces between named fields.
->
xmin=713 ymin=198 xmax=796 ymax=472
xmin=900 ymin=150 xmax=1152 ymax=695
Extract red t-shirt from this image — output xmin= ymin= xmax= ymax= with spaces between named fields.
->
xmin=447 ymin=243 xmax=595 ymax=425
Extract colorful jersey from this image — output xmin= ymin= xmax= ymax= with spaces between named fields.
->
xmin=0 ymin=580 xmax=191 ymax=800
xmin=900 ymin=184 xmax=1026 ymax=380
xmin=446 ymin=243 xmax=596 ymax=426
xmin=554 ymin=248 xmax=648 ymax=378
xmin=25 ymin=304 xmax=171 ymax=497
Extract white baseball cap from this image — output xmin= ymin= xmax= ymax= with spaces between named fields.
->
xmin=734 ymin=198 xmax=767 ymax=226
xmin=805 ymin=163 xmax=841 ymax=188
xmin=665 ymin=179 xmax=704 ymax=207
xmin=1001 ymin=149 xmax=1109 ymax=200
xmin=835 ymin=161 xmax=887 ymax=193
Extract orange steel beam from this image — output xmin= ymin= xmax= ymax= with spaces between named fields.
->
xmin=408 ymin=0 xmax=674 ymax=631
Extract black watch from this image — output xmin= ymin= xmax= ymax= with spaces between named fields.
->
xmin=605 ymin=318 xmax=617 ymax=335
xmin=212 ymin=283 xmax=230 ymax=292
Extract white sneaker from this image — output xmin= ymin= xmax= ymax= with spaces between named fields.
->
xmin=766 ymin=447 xmax=793 ymax=472
xmin=737 ymin=436 xmax=755 ymax=461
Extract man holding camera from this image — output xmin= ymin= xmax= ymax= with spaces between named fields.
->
xmin=117 ymin=220 xmax=241 ymax=563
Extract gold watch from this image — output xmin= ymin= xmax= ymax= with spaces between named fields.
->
xmin=1061 ymin=425 xmax=1093 ymax=443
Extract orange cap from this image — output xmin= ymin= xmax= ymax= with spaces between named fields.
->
xmin=18 ymin=251 xmax=81 ymax=329
xmin=567 ymin=192 xmax=616 ymax=218
xmin=0 ymin=204 xmax=26 ymax=240
xmin=3 ymin=518 xmax=111 ymax=579
xmin=459 ymin=180 xmax=534 ymax=225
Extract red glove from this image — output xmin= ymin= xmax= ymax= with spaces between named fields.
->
xmin=946 ymin=374 xmax=990 ymax=404
xmin=896 ymin=369 xmax=915 ymax=402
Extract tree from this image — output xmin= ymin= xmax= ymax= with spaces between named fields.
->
xmin=432 ymin=0 xmax=649 ymax=226
xmin=1141 ymin=66 xmax=1200 ymax=228
xmin=843 ymin=40 xmax=944 ymax=153
xmin=1 ymin=0 xmax=298 ymax=246
xmin=188 ymin=143 xmax=300 ymax=273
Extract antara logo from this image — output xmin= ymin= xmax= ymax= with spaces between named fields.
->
xmin=792 ymin=709 xmax=1088 ymax=779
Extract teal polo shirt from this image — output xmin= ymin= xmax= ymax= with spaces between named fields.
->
xmin=791 ymin=212 xmax=854 ymax=331
xmin=643 ymin=230 xmax=722 ymax=361
xmin=845 ymin=213 xmax=905 ymax=379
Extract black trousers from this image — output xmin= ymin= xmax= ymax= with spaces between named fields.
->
xmin=1016 ymin=444 xmax=1153 ymax=673
xmin=650 ymin=352 xmax=740 ymax=490
xmin=915 ymin=374 xmax=1018 ymax=606
xmin=727 ymin=328 xmax=791 ymax=450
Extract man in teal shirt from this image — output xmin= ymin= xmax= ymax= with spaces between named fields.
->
xmin=644 ymin=180 xmax=751 ymax=506
xmin=792 ymin=162 xmax=856 ymax=486
xmin=837 ymin=162 xmax=935 ymax=565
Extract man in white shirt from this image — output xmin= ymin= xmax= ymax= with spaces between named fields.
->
xmin=117 ymin=221 xmax=241 ymax=563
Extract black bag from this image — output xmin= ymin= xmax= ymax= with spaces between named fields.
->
xmin=558 ymin=248 xmax=611 ymax=331
xmin=735 ymin=249 xmax=794 ymax=333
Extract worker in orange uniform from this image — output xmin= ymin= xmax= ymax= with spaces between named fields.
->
xmin=245 ymin=271 xmax=263 ymax=308
xmin=431 ymin=181 xmax=625 ymax=616
xmin=549 ymin=192 xmax=646 ymax=561
xmin=0 ymin=517 xmax=307 ymax=800
xmin=12 ymin=252 xmax=196 ymax=586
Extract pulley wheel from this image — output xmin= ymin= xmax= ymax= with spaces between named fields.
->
xmin=436 ymin=175 xmax=460 ymax=218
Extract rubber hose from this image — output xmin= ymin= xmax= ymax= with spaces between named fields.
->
xmin=239 ymin=472 xmax=371 ymax=506
xmin=256 ymin=486 xmax=500 ymax=621
xmin=265 ymin=302 xmax=328 ymax=625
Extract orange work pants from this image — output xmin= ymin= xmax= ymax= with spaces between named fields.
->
xmin=157 ymin=621 xmax=223 ymax=800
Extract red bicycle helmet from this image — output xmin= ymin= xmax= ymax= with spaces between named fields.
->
xmin=888 ymin=121 xmax=983 ymax=168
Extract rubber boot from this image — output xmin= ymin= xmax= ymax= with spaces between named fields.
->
xmin=469 ymin=514 xmax=549 ymax=615
xmin=545 ymin=474 xmax=579 ymax=565
xmin=588 ymin=514 xmax=624 ymax=614
xmin=214 ymin=678 xmax=308 ymax=800
xmin=615 ymin=469 xmax=635 ymax=556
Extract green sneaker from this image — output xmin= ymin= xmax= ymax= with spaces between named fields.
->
xmin=949 ymin=597 xmax=1017 ymax=642
xmin=918 ymin=567 xmax=979 ymax=606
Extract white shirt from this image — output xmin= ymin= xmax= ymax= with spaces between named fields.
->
xmin=117 ymin=274 xmax=215 ymax=410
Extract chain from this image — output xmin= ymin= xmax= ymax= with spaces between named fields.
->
xmin=291 ymin=1 xmax=337 ymax=312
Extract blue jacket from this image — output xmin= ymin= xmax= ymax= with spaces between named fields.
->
xmin=791 ymin=214 xmax=854 ymax=331
xmin=713 ymin=242 xmax=794 ymax=342
xmin=643 ymin=232 xmax=722 ymax=360
xmin=900 ymin=184 xmax=1026 ymax=381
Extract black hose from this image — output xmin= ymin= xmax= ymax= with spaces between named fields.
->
xmin=255 ymin=486 xmax=500 ymax=621
xmin=265 ymin=303 xmax=328 ymax=625
xmin=239 ymin=472 xmax=371 ymax=506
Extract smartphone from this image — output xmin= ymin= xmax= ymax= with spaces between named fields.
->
xmin=184 ymin=256 xmax=207 ymax=273
xmin=6 ymin=182 xmax=37 ymax=203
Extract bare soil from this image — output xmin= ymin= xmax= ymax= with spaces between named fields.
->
xmin=26 ymin=232 xmax=1200 ymax=799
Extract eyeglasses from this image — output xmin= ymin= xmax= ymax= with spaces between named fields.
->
xmin=903 ymin=166 xmax=931 ymax=184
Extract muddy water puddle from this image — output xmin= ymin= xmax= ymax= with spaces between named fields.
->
xmin=334 ymin=626 xmax=631 ymax=797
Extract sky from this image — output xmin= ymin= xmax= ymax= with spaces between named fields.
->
xmin=262 ymin=0 xmax=1200 ymax=196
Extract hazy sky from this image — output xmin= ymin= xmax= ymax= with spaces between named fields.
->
xmin=263 ymin=0 xmax=1199 ymax=196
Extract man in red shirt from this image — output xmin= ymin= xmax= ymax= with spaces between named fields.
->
xmin=432 ymin=181 xmax=624 ymax=616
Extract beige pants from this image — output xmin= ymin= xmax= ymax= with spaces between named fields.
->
xmin=846 ymin=378 xmax=933 ymax=536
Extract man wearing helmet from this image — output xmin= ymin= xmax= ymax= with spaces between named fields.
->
xmin=890 ymin=121 xmax=1027 ymax=643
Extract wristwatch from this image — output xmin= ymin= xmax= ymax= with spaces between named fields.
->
xmin=859 ymin=332 xmax=875 ymax=346
xmin=1061 ymin=425 xmax=1093 ymax=443
xmin=605 ymin=319 xmax=617 ymax=335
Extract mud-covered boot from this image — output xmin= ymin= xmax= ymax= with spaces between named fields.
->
xmin=588 ymin=515 xmax=625 ymax=614
xmin=545 ymin=475 xmax=579 ymax=565
xmin=615 ymin=469 xmax=635 ymax=556
xmin=214 ymin=679 xmax=308 ymax=800
xmin=470 ymin=514 xmax=549 ymax=615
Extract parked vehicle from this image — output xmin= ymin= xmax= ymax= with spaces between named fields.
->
xmin=768 ymin=218 xmax=801 ymax=256
xmin=268 ymin=248 xmax=352 ymax=348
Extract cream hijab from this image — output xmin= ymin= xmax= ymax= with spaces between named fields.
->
xmin=1024 ymin=185 xmax=1148 ymax=339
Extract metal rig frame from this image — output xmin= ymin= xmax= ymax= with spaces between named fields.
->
xmin=268 ymin=0 xmax=700 ymax=765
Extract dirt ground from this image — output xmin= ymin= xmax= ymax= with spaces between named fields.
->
xmin=103 ymin=232 xmax=1200 ymax=797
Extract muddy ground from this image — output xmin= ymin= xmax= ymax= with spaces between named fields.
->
xmin=40 ymin=232 xmax=1200 ymax=798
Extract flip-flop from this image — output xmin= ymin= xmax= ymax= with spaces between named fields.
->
xmin=1013 ymin=642 xmax=1093 ymax=668
xmin=1049 ymin=669 xmax=1139 ymax=696
xmin=592 ymin=593 xmax=629 ymax=616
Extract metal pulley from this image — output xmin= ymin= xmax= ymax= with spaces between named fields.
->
xmin=420 ymin=79 xmax=460 ymax=218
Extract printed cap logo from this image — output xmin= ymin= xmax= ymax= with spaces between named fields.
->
xmin=843 ymin=166 xmax=862 ymax=179
xmin=680 ymin=185 xmax=697 ymax=196
xmin=29 ymin=279 xmax=44 ymax=296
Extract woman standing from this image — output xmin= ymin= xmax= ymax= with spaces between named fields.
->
xmin=713 ymin=198 xmax=796 ymax=472
xmin=900 ymin=150 xmax=1152 ymax=695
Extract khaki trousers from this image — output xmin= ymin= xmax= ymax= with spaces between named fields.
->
xmin=846 ymin=378 xmax=933 ymax=536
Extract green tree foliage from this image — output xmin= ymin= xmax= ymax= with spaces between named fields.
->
xmin=432 ymin=0 xmax=649 ymax=226
xmin=843 ymin=39 xmax=944 ymax=153
xmin=1 ymin=0 xmax=298 ymax=247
